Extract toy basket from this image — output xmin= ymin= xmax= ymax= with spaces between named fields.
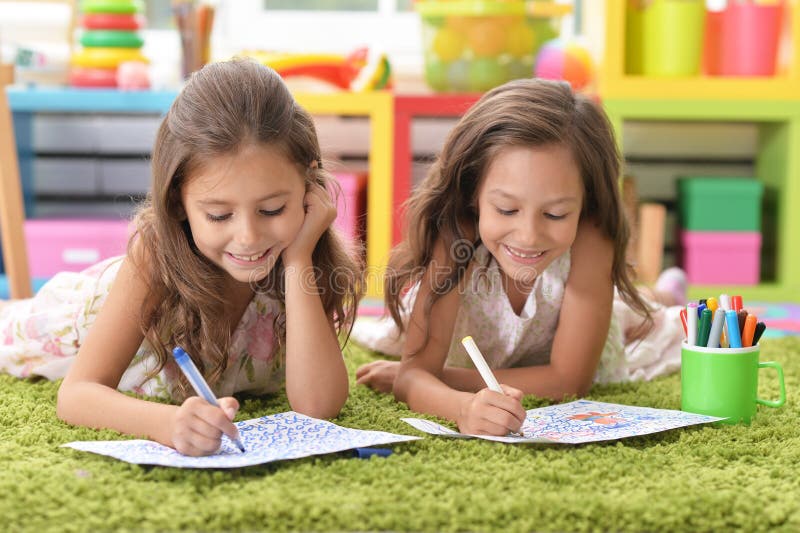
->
xmin=415 ymin=1 xmax=570 ymax=92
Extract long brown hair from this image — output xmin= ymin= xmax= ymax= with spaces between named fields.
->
xmin=130 ymin=59 xmax=362 ymax=397
xmin=386 ymin=78 xmax=651 ymax=346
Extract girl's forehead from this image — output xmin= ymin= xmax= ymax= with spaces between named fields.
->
xmin=480 ymin=144 xmax=582 ymax=194
xmin=182 ymin=144 xmax=305 ymax=197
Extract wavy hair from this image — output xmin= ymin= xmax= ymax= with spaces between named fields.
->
xmin=129 ymin=59 xmax=362 ymax=398
xmin=386 ymin=78 xmax=652 ymax=349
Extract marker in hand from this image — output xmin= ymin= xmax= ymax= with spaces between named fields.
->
xmin=172 ymin=346 xmax=246 ymax=453
xmin=461 ymin=336 xmax=525 ymax=437
xmin=461 ymin=336 xmax=503 ymax=393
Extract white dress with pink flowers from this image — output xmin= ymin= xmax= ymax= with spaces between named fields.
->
xmin=352 ymin=244 xmax=684 ymax=383
xmin=0 ymin=256 xmax=285 ymax=399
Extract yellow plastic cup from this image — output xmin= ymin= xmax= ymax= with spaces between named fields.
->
xmin=627 ymin=0 xmax=706 ymax=77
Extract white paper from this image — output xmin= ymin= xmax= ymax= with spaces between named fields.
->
xmin=63 ymin=411 xmax=420 ymax=468
xmin=402 ymin=400 xmax=724 ymax=444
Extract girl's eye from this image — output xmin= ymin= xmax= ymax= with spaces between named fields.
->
xmin=496 ymin=208 xmax=518 ymax=216
xmin=545 ymin=213 xmax=568 ymax=220
xmin=206 ymin=213 xmax=231 ymax=222
xmin=260 ymin=206 xmax=285 ymax=217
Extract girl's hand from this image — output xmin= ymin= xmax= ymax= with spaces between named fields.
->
xmin=355 ymin=360 xmax=399 ymax=394
xmin=456 ymin=385 xmax=526 ymax=436
xmin=170 ymin=396 xmax=241 ymax=456
xmin=282 ymin=183 xmax=337 ymax=266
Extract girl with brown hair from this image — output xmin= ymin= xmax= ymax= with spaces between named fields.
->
xmin=0 ymin=59 xmax=362 ymax=455
xmin=354 ymin=79 xmax=686 ymax=436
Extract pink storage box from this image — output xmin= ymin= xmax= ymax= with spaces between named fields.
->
xmin=680 ymin=230 xmax=761 ymax=285
xmin=24 ymin=219 xmax=132 ymax=277
xmin=332 ymin=172 xmax=367 ymax=242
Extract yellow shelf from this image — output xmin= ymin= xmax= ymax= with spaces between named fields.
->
xmin=294 ymin=92 xmax=393 ymax=298
xmin=600 ymin=0 xmax=800 ymax=101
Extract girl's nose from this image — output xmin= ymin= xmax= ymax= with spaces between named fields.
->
xmin=518 ymin=217 xmax=539 ymax=247
xmin=235 ymin=214 xmax=259 ymax=247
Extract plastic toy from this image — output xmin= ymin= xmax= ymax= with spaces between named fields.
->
xmin=80 ymin=30 xmax=144 ymax=48
xmin=116 ymin=61 xmax=150 ymax=90
xmin=246 ymin=47 xmax=391 ymax=91
xmin=81 ymin=13 xmax=145 ymax=30
xmin=80 ymin=0 xmax=143 ymax=15
xmin=71 ymin=47 xmax=148 ymax=69
xmin=534 ymin=38 xmax=594 ymax=91
xmin=69 ymin=66 xmax=118 ymax=87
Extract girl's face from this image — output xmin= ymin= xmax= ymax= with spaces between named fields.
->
xmin=476 ymin=144 xmax=583 ymax=289
xmin=181 ymin=143 xmax=306 ymax=287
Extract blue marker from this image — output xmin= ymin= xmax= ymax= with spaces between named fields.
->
xmin=725 ymin=310 xmax=742 ymax=349
xmin=172 ymin=346 xmax=246 ymax=453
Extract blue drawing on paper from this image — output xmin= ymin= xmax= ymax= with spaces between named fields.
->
xmin=62 ymin=411 xmax=420 ymax=468
xmin=402 ymin=400 xmax=723 ymax=444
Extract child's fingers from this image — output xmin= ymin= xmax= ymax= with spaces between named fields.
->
xmin=185 ymin=426 xmax=225 ymax=455
xmin=193 ymin=402 xmax=241 ymax=443
xmin=500 ymin=384 xmax=524 ymax=401
xmin=478 ymin=390 xmax=526 ymax=429
xmin=355 ymin=362 xmax=374 ymax=379
xmin=217 ymin=396 xmax=240 ymax=420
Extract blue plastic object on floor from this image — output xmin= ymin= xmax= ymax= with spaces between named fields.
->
xmin=352 ymin=447 xmax=393 ymax=459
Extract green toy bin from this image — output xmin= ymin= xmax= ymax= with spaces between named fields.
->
xmin=678 ymin=177 xmax=763 ymax=231
xmin=415 ymin=1 xmax=570 ymax=93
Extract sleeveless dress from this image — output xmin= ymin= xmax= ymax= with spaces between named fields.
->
xmin=352 ymin=245 xmax=684 ymax=383
xmin=0 ymin=256 xmax=286 ymax=399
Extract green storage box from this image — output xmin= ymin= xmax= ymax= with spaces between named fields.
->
xmin=678 ymin=177 xmax=763 ymax=231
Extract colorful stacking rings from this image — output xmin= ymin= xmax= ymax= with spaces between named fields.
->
xmin=81 ymin=13 xmax=146 ymax=30
xmin=71 ymin=47 xmax=148 ymax=69
xmin=80 ymin=0 xmax=144 ymax=15
xmin=80 ymin=30 xmax=144 ymax=48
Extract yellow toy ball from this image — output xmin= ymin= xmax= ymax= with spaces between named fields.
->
xmin=433 ymin=27 xmax=466 ymax=62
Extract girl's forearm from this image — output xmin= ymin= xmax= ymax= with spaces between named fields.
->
xmin=493 ymin=364 xmax=591 ymax=400
xmin=283 ymin=260 xmax=349 ymax=419
xmin=394 ymin=366 xmax=473 ymax=424
xmin=57 ymin=381 xmax=178 ymax=446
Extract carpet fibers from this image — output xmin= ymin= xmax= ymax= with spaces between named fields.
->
xmin=1 ymin=338 xmax=798 ymax=532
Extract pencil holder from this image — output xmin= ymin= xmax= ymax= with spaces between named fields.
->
xmin=681 ymin=342 xmax=785 ymax=424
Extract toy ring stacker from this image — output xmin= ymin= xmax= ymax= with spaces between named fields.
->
xmin=69 ymin=66 xmax=118 ymax=88
xmin=80 ymin=0 xmax=144 ymax=15
xmin=80 ymin=30 xmax=144 ymax=49
xmin=71 ymin=47 xmax=148 ymax=69
xmin=81 ymin=13 xmax=146 ymax=31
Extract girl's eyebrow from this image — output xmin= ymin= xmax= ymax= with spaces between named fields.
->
xmin=197 ymin=191 xmax=291 ymax=206
xmin=487 ymin=189 xmax=579 ymax=206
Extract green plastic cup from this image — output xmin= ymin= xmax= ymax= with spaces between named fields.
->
xmin=681 ymin=342 xmax=785 ymax=424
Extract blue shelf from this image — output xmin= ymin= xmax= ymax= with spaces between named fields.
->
xmin=6 ymin=87 xmax=178 ymax=113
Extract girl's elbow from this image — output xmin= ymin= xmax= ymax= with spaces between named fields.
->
xmin=561 ymin=378 xmax=593 ymax=399
xmin=392 ymin=367 xmax=411 ymax=403
xmin=55 ymin=382 xmax=75 ymax=424
xmin=291 ymin=390 xmax=348 ymax=420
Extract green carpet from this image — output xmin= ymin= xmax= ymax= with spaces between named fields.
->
xmin=2 ymin=338 xmax=799 ymax=532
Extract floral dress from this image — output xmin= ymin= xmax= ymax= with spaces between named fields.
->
xmin=0 ymin=256 xmax=285 ymax=399
xmin=352 ymin=244 xmax=684 ymax=383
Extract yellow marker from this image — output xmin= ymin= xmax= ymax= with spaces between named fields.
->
xmin=706 ymin=297 xmax=718 ymax=314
